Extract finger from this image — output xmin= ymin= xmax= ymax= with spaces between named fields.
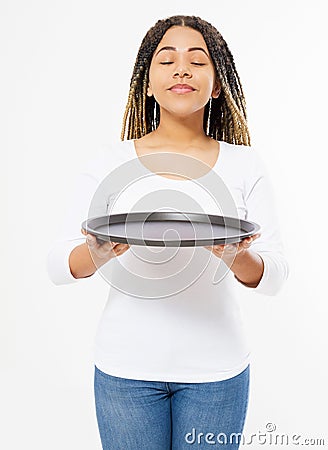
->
xmin=239 ymin=234 xmax=260 ymax=251
xmin=86 ymin=234 xmax=97 ymax=248
xmin=212 ymin=244 xmax=226 ymax=251
xmin=242 ymin=233 xmax=260 ymax=245
xmin=250 ymin=233 xmax=261 ymax=240
xmin=111 ymin=243 xmax=130 ymax=255
xmin=223 ymin=243 xmax=237 ymax=253
xmin=112 ymin=242 xmax=130 ymax=250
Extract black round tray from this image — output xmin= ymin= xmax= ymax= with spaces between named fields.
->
xmin=81 ymin=211 xmax=260 ymax=247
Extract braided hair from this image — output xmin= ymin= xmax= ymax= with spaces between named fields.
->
xmin=121 ymin=15 xmax=250 ymax=146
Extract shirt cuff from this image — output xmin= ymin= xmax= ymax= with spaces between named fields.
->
xmin=236 ymin=251 xmax=289 ymax=296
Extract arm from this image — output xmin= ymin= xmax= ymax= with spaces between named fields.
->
xmin=47 ymin=163 xmax=130 ymax=284
xmin=46 ymin=171 xmax=101 ymax=285
xmin=224 ymin=242 xmax=264 ymax=287
xmin=242 ymin=152 xmax=289 ymax=295
xmin=68 ymin=241 xmax=98 ymax=279
xmin=205 ymin=234 xmax=264 ymax=288
xmin=69 ymin=232 xmax=130 ymax=279
xmin=205 ymin=149 xmax=289 ymax=295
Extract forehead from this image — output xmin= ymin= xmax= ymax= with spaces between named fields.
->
xmin=155 ymin=26 xmax=208 ymax=52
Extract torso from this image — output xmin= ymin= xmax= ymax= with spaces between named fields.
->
xmin=134 ymin=135 xmax=221 ymax=181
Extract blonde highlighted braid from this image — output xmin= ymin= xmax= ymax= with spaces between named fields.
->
xmin=121 ymin=15 xmax=251 ymax=146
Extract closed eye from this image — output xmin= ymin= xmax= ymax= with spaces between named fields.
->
xmin=159 ymin=62 xmax=206 ymax=66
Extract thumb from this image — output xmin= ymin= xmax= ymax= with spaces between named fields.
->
xmin=86 ymin=234 xmax=97 ymax=248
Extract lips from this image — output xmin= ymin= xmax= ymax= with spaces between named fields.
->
xmin=169 ymin=84 xmax=195 ymax=94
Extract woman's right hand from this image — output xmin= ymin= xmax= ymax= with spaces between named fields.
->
xmin=81 ymin=229 xmax=130 ymax=265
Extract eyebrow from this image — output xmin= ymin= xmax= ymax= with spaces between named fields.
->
xmin=155 ymin=46 xmax=210 ymax=58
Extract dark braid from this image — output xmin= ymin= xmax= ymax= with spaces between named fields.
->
xmin=121 ymin=15 xmax=251 ymax=146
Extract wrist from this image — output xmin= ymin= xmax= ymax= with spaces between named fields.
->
xmin=227 ymin=249 xmax=264 ymax=288
xmin=221 ymin=246 xmax=247 ymax=268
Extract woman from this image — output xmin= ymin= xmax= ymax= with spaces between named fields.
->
xmin=47 ymin=15 xmax=289 ymax=450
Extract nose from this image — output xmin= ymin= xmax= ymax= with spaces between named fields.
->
xmin=173 ymin=66 xmax=192 ymax=79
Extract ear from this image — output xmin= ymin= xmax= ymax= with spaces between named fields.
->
xmin=147 ymin=83 xmax=153 ymax=97
xmin=211 ymin=80 xmax=221 ymax=99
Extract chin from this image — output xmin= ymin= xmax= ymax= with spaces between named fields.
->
xmin=164 ymin=106 xmax=204 ymax=118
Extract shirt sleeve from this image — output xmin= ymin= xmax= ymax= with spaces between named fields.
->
xmin=237 ymin=149 xmax=289 ymax=296
xmin=46 ymin=148 xmax=112 ymax=285
xmin=46 ymin=169 xmax=102 ymax=285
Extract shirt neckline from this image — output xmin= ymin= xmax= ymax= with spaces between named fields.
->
xmin=127 ymin=139 xmax=224 ymax=184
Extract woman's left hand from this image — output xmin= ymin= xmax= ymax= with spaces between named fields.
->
xmin=204 ymin=233 xmax=261 ymax=260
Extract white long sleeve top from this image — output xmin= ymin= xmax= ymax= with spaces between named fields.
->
xmin=47 ymin=139 xmax=289 ymax=382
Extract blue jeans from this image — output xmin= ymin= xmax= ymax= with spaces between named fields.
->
xmin=94 ymin=364 xmax=250 ymax=449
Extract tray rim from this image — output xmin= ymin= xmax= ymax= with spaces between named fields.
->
xmin=81 ymin=211 xmax=260 ymax=247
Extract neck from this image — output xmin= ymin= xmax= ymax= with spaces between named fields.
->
xmin=153 ymin=109 xmax=208 ymax=147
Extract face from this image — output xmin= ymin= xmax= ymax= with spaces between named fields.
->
xmin=147 ymin=26 xmax=220 ymax=118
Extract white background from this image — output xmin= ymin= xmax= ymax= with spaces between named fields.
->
xmin=2 ymin=0 xmax=328 ymax=448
